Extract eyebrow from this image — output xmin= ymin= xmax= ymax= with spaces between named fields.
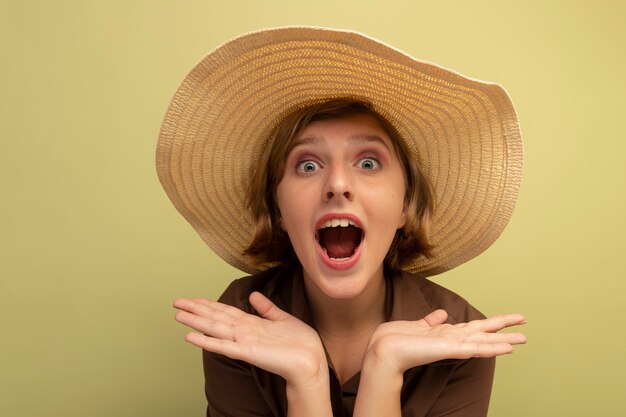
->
xmin=293 ymin=133 xmax=391 ymax=151
xmin=347 ymin=133 xmax=391 ymax=151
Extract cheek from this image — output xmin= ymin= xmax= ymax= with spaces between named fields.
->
xmin=275 ymin=178 xmax=290 ymax=214
xmin=388 ymin=172 xmax=408 ymax=228
xmin=275 ymin=179 xmax=307 ymax=233
xmin=398 ymin=210 xmax=407 ymax=229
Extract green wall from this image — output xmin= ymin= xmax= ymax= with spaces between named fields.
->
xmin=1 ymin=1 xmax=625 ymax=416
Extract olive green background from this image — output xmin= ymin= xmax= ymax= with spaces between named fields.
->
xmin=1 ymin=1 xmax=624 ymax=416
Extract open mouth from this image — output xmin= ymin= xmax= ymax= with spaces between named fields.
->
xmin=316 ymin=218 xmax=363 ymax=260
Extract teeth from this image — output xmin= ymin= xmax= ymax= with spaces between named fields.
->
xmin=320 ymin=218 xmax=357 ymax=229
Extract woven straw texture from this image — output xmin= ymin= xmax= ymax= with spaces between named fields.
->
xmin=156 ymin=26 xmax=523 ymax=276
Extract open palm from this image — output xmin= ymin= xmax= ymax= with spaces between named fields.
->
xmin=365 ymin=309 xmax=527 ymax=374
xmin=174 ymin=292 xmax=327 ymax=387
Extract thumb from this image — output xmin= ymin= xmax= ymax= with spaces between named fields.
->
xmin=422 ymin=309 xmax=448 ymax=327
xmin=249 ymin=292 xmax=289 ymax=321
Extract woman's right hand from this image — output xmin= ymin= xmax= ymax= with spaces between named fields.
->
xmin=173 ymin=292 xmax=328 ymax=389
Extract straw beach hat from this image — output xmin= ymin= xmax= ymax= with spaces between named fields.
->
xmin=156 ymin=26 xmax=522 ymax=277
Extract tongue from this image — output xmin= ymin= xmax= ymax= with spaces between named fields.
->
xmin=320 ymin=226 xmax=361 ymax=259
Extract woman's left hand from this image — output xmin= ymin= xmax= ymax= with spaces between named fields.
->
xmin=363 ymin=309 xmax=527 ymax=376
xmin=353 ymin=310 xmax=525 ymax=417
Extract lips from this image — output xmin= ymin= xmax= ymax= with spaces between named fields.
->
xmin=315 ymin=214 xmax=364 ymax=269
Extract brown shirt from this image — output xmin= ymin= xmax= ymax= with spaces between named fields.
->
xmin=203 ymin=264 xmax=495 ymax=417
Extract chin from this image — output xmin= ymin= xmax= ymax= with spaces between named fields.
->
xmin=311 ymin=267 xmax=380 ymax=300
xmin=321 ymin=286 xmax=364 ymax=300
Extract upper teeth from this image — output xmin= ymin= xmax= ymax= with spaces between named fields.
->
xmin=320 ymin=218 xmax=357 ymax=229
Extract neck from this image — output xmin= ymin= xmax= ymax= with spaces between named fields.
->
xmin=303 ymin=268 xmax=387 ymax=339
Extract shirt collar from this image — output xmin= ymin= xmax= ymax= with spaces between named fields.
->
xmin=388 ymin=270 xmax=433 ymax=321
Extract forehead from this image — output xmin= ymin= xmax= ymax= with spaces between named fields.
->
xmin=293 ymin=113 xmax=394 ymax=149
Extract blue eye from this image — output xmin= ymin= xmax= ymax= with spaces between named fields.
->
xmin=358 ymin=158 xmax=380 ymax=170
xmin=297 ymin=160 xmax=320 ymax=173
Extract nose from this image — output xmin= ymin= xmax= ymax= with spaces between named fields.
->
xmin=323 ymin=164 xmax=353 ymax=202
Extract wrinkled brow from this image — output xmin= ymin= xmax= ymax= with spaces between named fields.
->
xmin=347 ymin=134 xmax=391 ymax=151
xmin=293 ymin=134 xmax=391 ymax=151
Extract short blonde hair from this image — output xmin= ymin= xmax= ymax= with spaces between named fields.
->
xmin=244 ymin=99 xmax=433 ymax=272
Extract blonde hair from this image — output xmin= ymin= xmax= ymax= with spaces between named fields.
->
xmin=244 ymin=99 xmax=433 ymax=271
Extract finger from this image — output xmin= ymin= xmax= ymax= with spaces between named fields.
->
xmin=175 ymin=310 xmax=235 ymax=340
xmin=466 ymin=314 xmax=527 ymax=333
xmin=462 ymin=342 xmax=516 ymax=358
xmin=422 ymin=309 xmax=448 ymax=327
xmin=174 ymin=298 xmax=244 ymax=321
xmin=172 ymin=298 xmax=212 ymax=306
xmin=173 ymin=298 xmax=211 ymax=313
xmin=184 ymin=332 xmax=244 ymax=360
xmin=191 ymin=298 xmax=211 ymax=306
xmin=466 ymin=331 xmax=527 ymax=345
xmin=249 ymin=292 xmax=289 ymax=321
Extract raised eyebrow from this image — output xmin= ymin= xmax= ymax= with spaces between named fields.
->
xmin=291 ymin=135 xmax=324 ymax=148
xmin=291 ymin=134 xmax=391 ymax=151
xmin=347 ymin=134 xmax=391 ymax=152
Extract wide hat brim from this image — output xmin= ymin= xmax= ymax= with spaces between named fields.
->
xmin=156 ymin=26 xmax=523 ymax=277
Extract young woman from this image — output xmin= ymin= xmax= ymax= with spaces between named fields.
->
xmin=157 ymin=27 xmax=526 ymax=417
